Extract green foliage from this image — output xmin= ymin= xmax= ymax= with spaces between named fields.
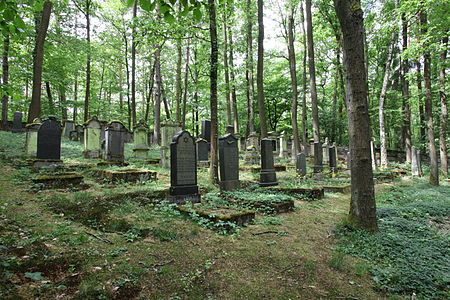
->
xmin=335 ymin=183 xmax=450 ymax=299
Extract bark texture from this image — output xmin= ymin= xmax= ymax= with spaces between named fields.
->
xmin=209 ymin=0 xmax=219 ymax=182
xmin=256 ymin=0 xmax=268 ymax=138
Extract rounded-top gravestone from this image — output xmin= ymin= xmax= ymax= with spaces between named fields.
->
xmin=36 ymin=117 xmax=61 ymax=160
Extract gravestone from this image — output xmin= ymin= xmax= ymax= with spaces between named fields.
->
xmin=133 ymin=120 xmax=149 ymax=159
xmin=259 ymin=138 xmax=278 ymax=187
xmin=169 ymin=130 xmax=200 ymax=203
xmin=25 ymin=122 xmax=41 ymax=157
xmin=247 ymin=131 xmax=259 ymax=151
xmin=279 ymin=133 xmax=288 ymax=158
xmin=296 ymin=153 xmax=307 ymax=176
xmin=313 ymin=142 xmax=323 ymax=173
xmin=196 ymin=138 xmax=209 ymax=162
xmin=411 ymin=147 xmax=422 ymax=177
xmin=268 ymin=131 xmax=279 ymax=152
xmin=76 ymin=125 xmax=84 ymax=141
xmin=219 ymin=134 xmax=240 ymax=191
xmin=104 ymin=121 xmax=127 ymax=162
xmin=322 ymin=138 xmax=329 ymax=164
xmin=161 ymin=120 xmax=181 ymax=168
xmin=329 ymin=146 xmax=337 ymax=173
xmin=37 ymin=117 xmax=61 ymax=160
xmin=100 ymin=120 xmax=108 ymax=142
xmin=83 ymin=116 xmax=102 ymax=158
xmin=63 ymin=120 xmax=75 ymax=137
xmin=201 ymin=119 xmax=211 ymax=142
xmin=11 ymin=111 xmax=23 ymax=133
xmin=226 ymin=125 xmax=234 ymax=134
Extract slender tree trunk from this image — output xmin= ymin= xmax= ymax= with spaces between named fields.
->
xmin=28 ymin=0 xmax=52 ymax=122
xmin=59 ymin=85 xmax=67 ymax=119
xmin=401 ymin=14 xmax=412 ymax=164
xmin=419 ymin=8 xmax=439 ymax=186
xmin=257 ymin=0 xmax=268 ymax=138
xmin=73 ymin=75 xmax=78 ymax=122
xmin=145 ymin=60 xmax=156 ymax=122
xmin=161 ymin=79 xmax=171 ymax=119
xmin=45 ymin=81 xmax=55 ymax=115
xmin=246 ymin=0 xmax=255 ymax=135
xmin=131 ymin=0 xmax=138 ymax=127
xmin=182 ymin=40 xmax=190 ymax=130
xmin=175 ymin=41 xmax=182 ymax=123
xmin=379 ymin=31 xmax=396 ymax=169
xmin=154 ymin=43 xmax=162 ymax=144
xmin=209 ymin=0 xmax=219 ymax=182
xmin=229 ymin=28 xmax=239 ymax=133
xmin=305 ymin=0 xmax=320 ymax=142
xmin=334 ymin=0 xmax=377 ymax=232
xmin=193 ymin=45 xmax=200 ymax=137
xmin=83 ymin=0 xmax=91 ymax=122
xmin=287 ymin=3 xmax=300 ymax=157
xmin=300 ymin=1 xmax=308 ymax=144
xmin=439 ymin=36 xmax=448 ymax=177
xmin=416 ymin=60 xmax=426 ymax=153
xmin=223 ymin=10 xmax=232 ymax=126
xmin=98 ymin=61 xmax=105 ymax=103
xmin=118 ymin=62 xmax=124 ymax=111
xmin=124 ymin=35 xmax=131 ymax=129
xmin=1 ymin=35 xmax=9 ymax=126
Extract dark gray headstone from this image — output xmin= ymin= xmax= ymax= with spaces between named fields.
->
xmin=12 ymin=111 xmax=23 ymax=133
xmin=226 ymin=125 xmax=234 ymax=134
xmin=313 ymin=142 xmax=323 ymax=173
xmin=196 ymin=139 xmax=209 ymax=161
xmin=259 ymin=138 xmax=278 ymax=187
xmin=296 ymin=153 xmax=307 ymax=176
xmin=63 ymin=120 xmax=75 ymax=137
xmin=169 ymin=130 xmax=200 ymax=203
xmin=75 ymin=125 xmax=83 ymax=141
xmin=37 ymin=117 xmax=61 ymax=160
xmin=104 ymin=121 xmax=126 ymax=162
xmin=219 ymin=134 xmax=240 ymax=191
xmin=201 ymin=119 xmax=211 ymax=143
xmin=329 ymin=146 xmax=337 ymax=173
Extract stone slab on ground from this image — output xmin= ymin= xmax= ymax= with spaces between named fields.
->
xmin=96 ymin=169 xmax=157 ymax=182
xmin=322 ymin=184 xmax=351 ymax=194
xmin=32 ymin=172 xmax=84 ymax=189
xmin=176 ymin=204 xmax=255 ymax=227
xmin=97 ymin=161 xmax=130 ymax=167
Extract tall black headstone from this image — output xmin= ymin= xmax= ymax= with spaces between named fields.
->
xmin=313 ymin=142 xmax=323 ymax=173
xmin=11 ymin=111 xmax=23 ymax=133
xmin=296 ymin=153 xmax=307 ymax=176
xmin=219 ymin=134 xmax=240 ymax=191
xmin=169 ymin=131 xmax=200 ymax=203
xmin=104 ymin=121 xmax=126 ymax=162
xmin=329 ymin=146 xmax=337 ymax=173
xmin=36 ymin=117 xmax=61 ymax=159
xmin=196 ymin=138 xmax=209 ymax=161
xmin=259 ymin=138 xmax=278 ymax=187
xmin=201 ymin=119 xmax=211 ymax=143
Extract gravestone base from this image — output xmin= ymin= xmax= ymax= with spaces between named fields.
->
xmin=259 ymin=170 xmax=278 ymax=187
xmin=168 ymin=193 xmax=201 ymax=204
xmin=198 ymin=160 xmax=210 ymax=168
xmin=83 ymin=150 xmax=101 ymax=159
xmin=97 ymin=169 xmax=157 ymax=183
xmin=169 ymin=185 xmax=201 ymax=204
xmin=32 ymin=159 xmax=63 ymax=172
xmin=132 ymin=148 xmax=149 ymax=159
xmin=97 ymin=161 xmax=129 ymax=167
xmin=219 ymin=180 xmax=240 ymax=191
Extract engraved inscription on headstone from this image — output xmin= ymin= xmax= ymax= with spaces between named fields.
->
xmin=37 ymin=117 xmax=61 ymax=160
xmin=313 ymin=142 xmax=323 ymax=173
xmin=176 ymin=136 xmax=196 ymax=185
xmin=219 ymin=134 xmax=240 ymax=191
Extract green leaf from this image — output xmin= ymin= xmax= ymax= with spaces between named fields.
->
xmin=139 ymin=0 xmax=151 ymax=11
xmin=193 ymin=7 xmax=202 ymax=21
xmin=25 ymin=272 xmax=43 ymax=280
xmin=163 ymin=11 xmax=175 ymax=23
xmin=159 ymin=3 xmax=171 ymax=14
xmin=13 ymin=16 xmax=26 ymax=30
xmin=126 ymin=0 xmax=135 ymax=8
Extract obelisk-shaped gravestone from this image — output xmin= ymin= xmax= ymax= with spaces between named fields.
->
xmin=219 ymin=134 xmax=240 ymax=191
xmin=169 ymin=131 xmax=200 ymax=203
xmin=259 ymin=138 xmax=278 ymax=187
xmin=296 ymin=153 xmax=307 ymax=176
xmin=37 ymin=117 xmax=61 ymax=160
xmin=313 ymin=142 xmax=323 ymax=173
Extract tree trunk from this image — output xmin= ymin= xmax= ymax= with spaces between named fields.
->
xmin=175 ymin=41 xmax=182 ymax=123
xmin=73 ymin=75 xmax=78 ymax=122
xmin=59 ymin=85 xmax=67 ymax=120
xmin=145 ymin=60 xmax=156 ymax=122
xmin=305 ymin=0 xmax=320 ymax=142
xmin=257 ymin=0 xmax=268 ymax=138
xmin=223 ymin=10 xmax=232 ymax=126
xmin=416 ymin=60 xmax=426 ymax=153
xmin=208 ymin=0 xmax=219 ymax=183
xmin=1 ymin=35 xmax=9 ymax=126
xmin=28 ymin=0 xmax=52 ymax=122
xmin=161 ymin=79 xmax=171 ymax=119
xmin=439 ymin=36 xmax=448 ymax=178
xmin=130 ymin=0 xmax=137 ymax=127
xmin=229 ymin=27 xmax=239 ymax=133
xmin=300 ymin=1 xmax=308 ymax=145
xmin=118 ymin=62 xmax=124 ymax=111
xmin=419 ymin=8 xmax=439 ymax=186
xmin=45 ymin=81 xmax=55 ymax=115
xmin=182 ymin=40 xmax=190 ymax=130
xmin=379 ymin=31 xmax=396 ymax=169
xmin=98 ymin=61 xmax=105 ymax=103
xmin=124 ymin=34 xmax=131 ymax=129
xmin=334 ymin=0 xmax=377 ymax=232
xmin=246 ymin=0 xmax=255 ymax=135
xmin=401 ymin=14 xmax=412 ymax=164
xmin=83 ymin=0 xmax=91 ymax=122
xmin=154 ymin=43 xmax=162 ymax=145
xmin=287 ymin=3 xmax=300 ymax=158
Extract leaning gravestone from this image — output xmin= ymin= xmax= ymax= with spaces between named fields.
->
xmin=25 ymin=122 xmax=41 ymax=157
xmin=169 ymin=130 xmax=200 ymax=203
xmin=260 ymin=138 xmax=278 ymax=187
xmin=83 ymin=116 xmax=102 ymax=158
xmin=63 ymin=120 xmax=75 ymax=137
xmin=201 ymin=119 xmax=211 ymax=142
xmin=329 ymin=146 xmax=337 ymax=173
xmin=104 ymin=121 xmax=127 ymax=162
xmin=296 ymin=153 xmax=307 ymax=176
xmin=132 ymin=120 xmax=149 ymax=159
xmin=36 ymin=117 xmax=62 ymax=160
xmin=11 ymin=111 xmax=23 ymax=133
xmin=313 ymin=142 xmax=323 ymax=173
xmin=411 ymin=147 xmax=422 ymax=177
xmin=219 ymin=134 xmax=240 ymax=191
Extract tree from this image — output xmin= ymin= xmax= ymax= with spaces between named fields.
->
xmin=28 ymin=0 xmax=52 ymax=122
xmin=439 ymin=36 xmax=448 ymax=178
xmin=334 ymin=0 xmax=377 ymax=232
xmin=209 ymin=0 xmax=219 ymax=183
xmin=1 ymin=35 xmax=9 ymax=126
xmin=257 ymin=0 xmax=268 ymax=138
xmin=246 ymin=0 xmax=255 ymax=135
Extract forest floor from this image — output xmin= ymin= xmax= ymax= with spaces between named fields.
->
xmin=0 ymin=131 xmax=448 ymax=300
